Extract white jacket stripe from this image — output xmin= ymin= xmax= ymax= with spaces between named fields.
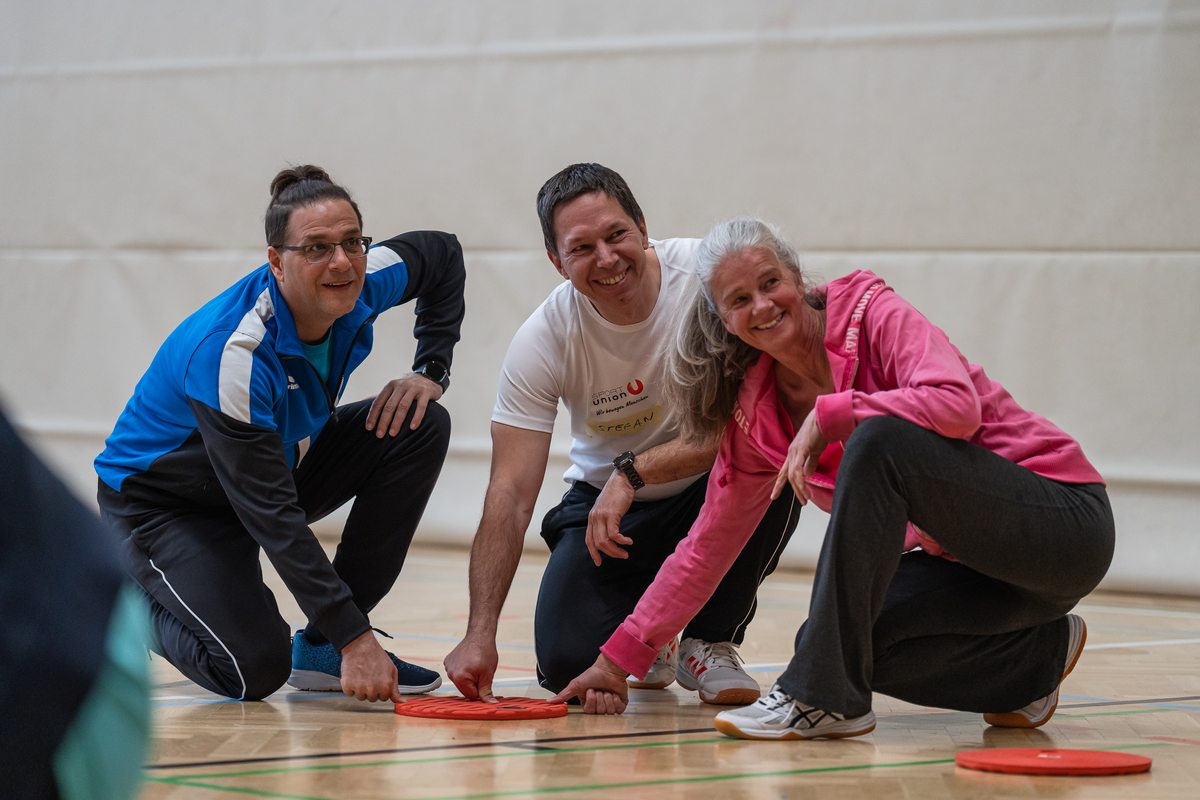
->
xmin=218 ymin=288 xmax=271 ymax=423
xmin=366 ymin=245 xmax=403 ymax=275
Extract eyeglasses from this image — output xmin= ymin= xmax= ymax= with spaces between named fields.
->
xmin=274 ymin=236 xmax=373 ymax=265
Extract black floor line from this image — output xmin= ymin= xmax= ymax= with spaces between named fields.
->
xmin=498 ymin=743 xmax=564 ymax=752
xmin=147 ymin=694 xmax=1200 ymax=773
xmin=147 ymin=727 xmax=715 ymax=771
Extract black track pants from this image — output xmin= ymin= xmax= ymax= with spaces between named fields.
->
xmin=778 ymin=416 xmax=1114 ymax=717
xmin=534 ymin=476 xmax=800 ymax=693
xmin=101 ymin=399 xmax=449 ymax=700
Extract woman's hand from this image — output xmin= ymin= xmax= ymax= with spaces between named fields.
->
xmin=772 ymin=409 xmax=827 ymax=504
xmin=550 ymin=654 xmax=629 ymax=714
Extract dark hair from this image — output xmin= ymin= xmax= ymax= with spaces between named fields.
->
xmin=265 ymin=165 xmax=363 ymax=246
xmin=536 ymin=163 xmax=645 ymax=254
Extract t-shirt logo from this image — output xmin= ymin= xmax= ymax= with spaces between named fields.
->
xmin=589 ymin=377 xmax=657 ymax=436
xmin=591 ymin=378 xmax=650 ymax=415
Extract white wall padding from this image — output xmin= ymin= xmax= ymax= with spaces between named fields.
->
xmin=2 ymin=1 xmax=1197 ymax=593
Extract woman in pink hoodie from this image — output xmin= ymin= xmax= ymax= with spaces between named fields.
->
xmin=553 ymin=218 xmax=1115 ymax=738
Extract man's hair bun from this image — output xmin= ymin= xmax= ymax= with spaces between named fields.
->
xmin=269 ymin=165 xmax=333 ymax=201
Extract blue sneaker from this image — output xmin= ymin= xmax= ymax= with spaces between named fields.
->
xmin=287 ymin=630 xmax=442 ymax=694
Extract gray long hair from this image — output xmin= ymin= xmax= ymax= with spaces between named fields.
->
xmin=663 ymin=217 xmax=813 ymax=445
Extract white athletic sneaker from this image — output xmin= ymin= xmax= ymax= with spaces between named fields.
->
xmin=714 ymin=684 xmax=877 ymax=740
xmin=676 ymin=638 xmax=761 ymax=705
xmin=984 ymin=614 xmax=1087 ymax=728
xmin=628 ymin=637 xmax=679 ymax=690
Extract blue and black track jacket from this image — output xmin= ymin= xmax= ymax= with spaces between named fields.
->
xmin=96 ymin=231 xmax=465 ymax=647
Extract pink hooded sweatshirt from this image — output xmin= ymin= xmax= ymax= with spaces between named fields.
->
xmin=601 ymin=270 xmax=1104 ymax=679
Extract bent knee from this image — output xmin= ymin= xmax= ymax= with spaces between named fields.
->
xmin=535 ymin=643 xmax=601 ymax=694
xmin=236 ymin=646 xmax=293 ymax=701
xmin=240 ymin=652 xmax=291 ymax=700
xmin=842 ymin=416 xmax=930 ymax=467
xmin=848 ymin=415 xmax=918 ymax=448
xmin=418 ymin=400 xmax=451 ymax=438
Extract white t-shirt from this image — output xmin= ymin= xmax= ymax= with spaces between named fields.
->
xmin=493 ymin=238 xmax=705 ymax=500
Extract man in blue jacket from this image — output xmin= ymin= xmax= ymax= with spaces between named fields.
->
xmin=96 ymin=165 xmax=465 ymax=703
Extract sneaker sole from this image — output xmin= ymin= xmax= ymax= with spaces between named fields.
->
xmin=714 ymin=711 xmax=876 ymax=741
xmin=288 ymin=669 xmax=342 ymax=692
xmin=983 ymin=616 xmax=1087 ymax=729
xmin=676 ymin=670 xmax=760 ymax=705
xmin=628 ymin=677 xmax=675 ymax=690
xmin=287 ymin=669 xmax=442 ymax=694
xmin=699 ymin=687 xmax=762 ymax=705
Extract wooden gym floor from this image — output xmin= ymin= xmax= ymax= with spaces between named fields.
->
xmin=141 ymin=545 xmax=1200 ymax=799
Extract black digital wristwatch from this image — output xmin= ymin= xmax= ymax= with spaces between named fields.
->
xmin=612 ymin=450 xmax=646 ymax=490
xmin=414 ymin=360 xmax=450 ymax=391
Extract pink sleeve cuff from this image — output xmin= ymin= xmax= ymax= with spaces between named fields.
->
xmin=815 ymin=391 xmax=856 ymax=442
xmin=601 ymin=624 xmax=660 ymax=679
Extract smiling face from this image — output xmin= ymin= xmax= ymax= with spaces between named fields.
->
xmin=708 ymin=247 xmax=809 ymax=356
xmin=267 ymin=199 xmax=366 ymax=342
xmin=547 ymin=191 xmax=657 ymax=325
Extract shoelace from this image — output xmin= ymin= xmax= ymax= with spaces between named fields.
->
xmin=697 ymin=641 xmax=744 ymax=670
xmin=762 ymin=687 xmax=795 ymax=708
xmin=759 ymin=685 xmax=852 ymax=729
xmin=651 ymin=643 xmax=673 ymax=666
xmin=761 ymin=688 xmax=839 ymax=728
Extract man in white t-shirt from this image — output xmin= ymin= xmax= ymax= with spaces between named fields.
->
xmin=444 ymin=163 xmax=798 ymax=706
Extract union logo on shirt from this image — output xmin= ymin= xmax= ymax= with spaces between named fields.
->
xmin=591 ymin=378 xmax=647 ymax=407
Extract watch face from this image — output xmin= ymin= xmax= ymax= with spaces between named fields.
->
xmin=420 ymin=362 xmax=448 ymax=383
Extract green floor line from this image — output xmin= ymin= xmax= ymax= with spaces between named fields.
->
xmin=154 ymin=735 xmax=731 ymax=781
xmin=404 ymin=743 xmax=1177 ymax=800
xmin=143 ymin=737 xmax=1176 ymax=800
xmin=149 ymin=756 xmax=958 ymax=800
xmin=405 ymin=757 xmax=959 ymax=800
xmin=144 ymin=778 xmax=331 ymax=800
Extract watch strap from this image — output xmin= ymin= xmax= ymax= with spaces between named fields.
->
xmin=612 ymin=450 xmax=645 ymax=490
xmin=415 ymin=360 xmax=450 ymax=391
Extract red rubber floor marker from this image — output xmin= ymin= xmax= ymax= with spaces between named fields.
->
xmin=956 ymin=748 xmax=1152 ymax=776
xmin=395 ymin=695 xmax=569 ymax=721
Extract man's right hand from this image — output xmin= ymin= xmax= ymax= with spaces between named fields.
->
xmin=446 ymin=423 xmax=550 ymax=704
xmin=444 ymin=634 xmax=499 ymax=702
xmin=340 ymin=631 xmax=402 ymax=703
